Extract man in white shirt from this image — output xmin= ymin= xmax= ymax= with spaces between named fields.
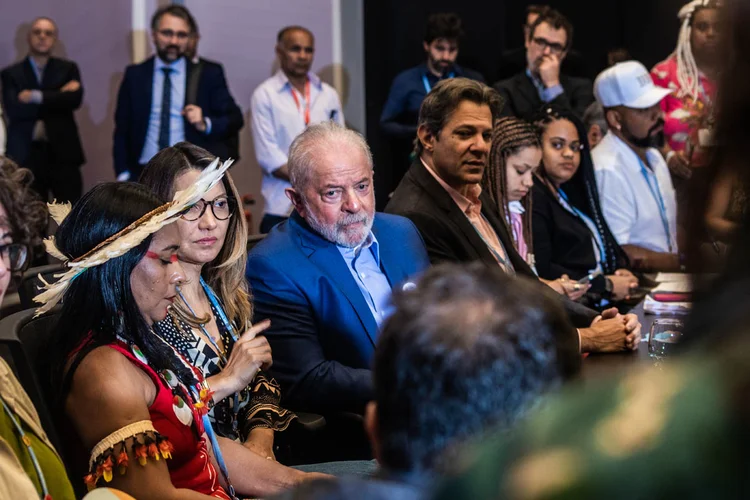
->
xmin=251 ymin=26 xmax=345 ymax=233
xmin=592 ymin=61 xmax=681 ymax=271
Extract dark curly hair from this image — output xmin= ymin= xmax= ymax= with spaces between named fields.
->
xmin=0 ymin=156 xmax=48 ymax=250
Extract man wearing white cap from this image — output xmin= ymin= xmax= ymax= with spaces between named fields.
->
xmin=591 ymin=61 xmax=681 ymax=271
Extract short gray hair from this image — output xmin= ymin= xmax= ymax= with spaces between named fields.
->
xmin=583 ymin=101 xmax=608 ymax=136
xmin=287 ymin=121 xmax=373 ymax=191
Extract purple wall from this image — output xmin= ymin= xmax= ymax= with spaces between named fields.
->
xmin=0 ymin=1 xmax=133 ymax=188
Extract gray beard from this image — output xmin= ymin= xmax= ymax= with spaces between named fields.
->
xmin=303 ymin=201 xmax=374 ymax=248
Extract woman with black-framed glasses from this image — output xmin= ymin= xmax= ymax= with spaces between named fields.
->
xmin=0 ymin=156 xmax=77 ymax=499
xmin=139 ymin=142 xmax=298 ymax=463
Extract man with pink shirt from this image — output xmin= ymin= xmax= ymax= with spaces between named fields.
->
xmin=386 ymin=77 xmax=640 ymax=353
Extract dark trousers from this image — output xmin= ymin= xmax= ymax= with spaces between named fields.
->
xmin=260 ymin=214 xmax=288 ymax=234
xmin=26 ymin=141 xmax=82 ymax=203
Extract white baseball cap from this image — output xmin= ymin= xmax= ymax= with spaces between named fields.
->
xmin=594 ymin=61 xmax=672 ymax=109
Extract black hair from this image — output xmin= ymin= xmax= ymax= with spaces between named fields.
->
xmin=151 ymin=4 xmax=197 ymax=34
xmin=373 ymin=263 xmax=577 ymax=474
xmin=533 ymin=105 xmax=630 ymax=275
xmin=528 ymin=8 xmax=574 ymax=51
xmin=424 ymin=12 xmax=463 ymax=44
xmin=49 ymin=182 xmax=197 ymax=399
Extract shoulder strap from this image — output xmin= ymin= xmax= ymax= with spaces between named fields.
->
xmin=186 ymin=60 xmax=205 ymax=105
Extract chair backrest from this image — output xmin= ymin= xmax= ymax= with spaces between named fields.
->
xmin=0 ymin=309 xmax=62 ymax=450
xmin=17 ymin=264 xmax=65 ymax=310
xmin=247 ymin=233 xmax=267 ymax=252
xmin=0 ymin=307 xmax=89 ymax=496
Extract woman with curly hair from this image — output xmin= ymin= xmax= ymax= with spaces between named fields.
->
xmin=0 ymin=156 xmax=75 ymax=499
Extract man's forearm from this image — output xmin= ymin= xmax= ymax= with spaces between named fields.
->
xmin=622 ymin=244 xmax=680 ymax=271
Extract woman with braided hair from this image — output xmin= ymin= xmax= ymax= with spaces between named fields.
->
xmin=532 ymin=106 xmax=639 ymax=306
xmin=483 ymin=116 xmax=587 ymax=301
xmin=651 ymin=0 xmax=720 ymax=174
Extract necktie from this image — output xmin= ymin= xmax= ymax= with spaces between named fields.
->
xmin=158 ymin=67 xmax=173 ymax=150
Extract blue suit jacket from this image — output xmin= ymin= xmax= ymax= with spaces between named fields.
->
xmin=246 ymin=212 xmax=430 ymax=414
xmin=112 ymin=56 xmax=243 ymax=176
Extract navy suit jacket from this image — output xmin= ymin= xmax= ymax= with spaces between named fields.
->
xmin=1 ymin=56 xmax=85 ymax=166
xmin=113 ymin=56 xmax=243 ymax=176
xmin=246 ymin=211 xmax=430 ymax=414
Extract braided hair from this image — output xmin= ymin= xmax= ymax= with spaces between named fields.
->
xmin=484 ymin=117 xmax=541 ymax=262
xmin=675 ymin=0 xmax=721 ymax=101
xmin=533 ymin=106 xmax=629 ymax=274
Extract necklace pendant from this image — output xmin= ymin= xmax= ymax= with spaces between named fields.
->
xmin=131 ymin=344 xmax=148 ymax=365
xmin=172 ymin=395 xmax=194 ymax=427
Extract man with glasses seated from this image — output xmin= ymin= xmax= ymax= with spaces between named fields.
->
xmin=113 ymin=4 xmax=243 ymax=182
xmin=493 ymin=8 xmax=593 ymax=121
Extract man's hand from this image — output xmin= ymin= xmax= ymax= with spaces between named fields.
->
xmin=667 ymin=150 xmax=692 ymax=179
xmin=581 ymin=308 xmax=642 ymax=353
xmin=61 ymin=80 xmax=81 ymax=92
xmin=183 ymin=104 xmax=207 ymax=132
xmin=17 ymin=90 xmax=34 ymax=103
xmin=538 ymin=54 xmax=562 ymax=88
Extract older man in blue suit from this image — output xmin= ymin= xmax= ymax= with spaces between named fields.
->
xmin=113 ymin=4 xmax=242 ymax=181
xmin=246 ymin=122 xmax=430 ymax=416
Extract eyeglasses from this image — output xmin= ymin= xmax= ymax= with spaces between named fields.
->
xmin=157 ymin=29 xmax=190 ymax=40
xmin=0 ymin=243 xmax=30 ymax=272
xmin=181 ymin=197 xmax=232 ymax=221
xmin=531 ymin=37 xmax=566 ymax=55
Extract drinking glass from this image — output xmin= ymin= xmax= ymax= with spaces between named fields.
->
xmin=648 ymin=318 xmax=684 ymax=360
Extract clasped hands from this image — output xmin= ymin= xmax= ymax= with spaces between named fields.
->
xmin=580 ymin=307 xmax=642 ymax=353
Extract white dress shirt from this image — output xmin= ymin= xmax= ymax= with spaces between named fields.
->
xmin=592 ymin=132 xmax=678 ymax=253
xmin=250 ymin=70 xmax=345 ymax=217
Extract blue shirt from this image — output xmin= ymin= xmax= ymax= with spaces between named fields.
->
xmin=525 ymin=69 xmax=564 ymax=103
xmin=380 ymin=63 xmax=484 ymax=138
xmin=139 ymin=57 xmax=188 ymax=165
xmin=337 ymin=232 xmax=393 ymax=326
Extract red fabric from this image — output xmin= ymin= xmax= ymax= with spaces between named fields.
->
xmin=107 ymin=342 xmax=230 ymax=499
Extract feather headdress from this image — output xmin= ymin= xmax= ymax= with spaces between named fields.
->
xmin=33 ymin=158 xmax=234 ymax=316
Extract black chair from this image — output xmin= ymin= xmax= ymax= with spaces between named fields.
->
xmin=17 ymin=264 xmax=65 ymax=310
xmin=0 ymin=307 xmax=87 ymax=496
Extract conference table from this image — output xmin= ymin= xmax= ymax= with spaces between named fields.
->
xmin=580 ymin=300 xmax=684 ymax=383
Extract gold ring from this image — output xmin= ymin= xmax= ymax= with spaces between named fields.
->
xmin=574 ymin=284 xmax=581 ymax=291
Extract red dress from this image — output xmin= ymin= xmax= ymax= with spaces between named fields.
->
xmin=108 ymin=342 xmax=230 ymax=498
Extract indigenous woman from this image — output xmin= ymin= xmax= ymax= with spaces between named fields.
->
xmin=43 ymin=162 xmax=313 ymax=499
xmin=140 ymin=143 xmax=295 ymax=461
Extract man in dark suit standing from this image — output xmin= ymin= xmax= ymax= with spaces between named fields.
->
xmin=113 ymin=4 xmax=243 ymax=181
xmin=246 ymin=122 xmax=429 ymax=417
xmin=1 ymin=17 xmax=85 ymax=202
xmin=385 ymin=77 xmax=640 ymax=353
xmin=493 ymin=8 xmax=593 ymax=121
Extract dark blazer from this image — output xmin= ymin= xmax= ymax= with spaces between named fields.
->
xmin=532 ymin=178 xmax=604 ymax=287
xmin=492 ymin=71 xmax=593 ymax=121
xmin=246 ymin=211 xmax=430 ymax=415
xmin=384 ymin=160 xmax=598 ymax=328
xmin=1 ymin=57 xmax=85 ymax=166
xmin=113 ymin=56 xmax=243 ymax=176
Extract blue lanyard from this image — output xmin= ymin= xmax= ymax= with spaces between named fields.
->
xmin=1 ymin=398 xmax=50 ymax=499
xmin=636 ymin=157 xmax=673 ymax=253
xmin=177 ymin=280 xmax=242 ymax=431
xmin=557 ymin=189 xmax=607 ymax=266
xmin=422 ymin=71 xmax=455 ymax=94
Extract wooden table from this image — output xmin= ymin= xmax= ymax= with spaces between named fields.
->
xmin=580 ymin=301 xmax=685 ymax=383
